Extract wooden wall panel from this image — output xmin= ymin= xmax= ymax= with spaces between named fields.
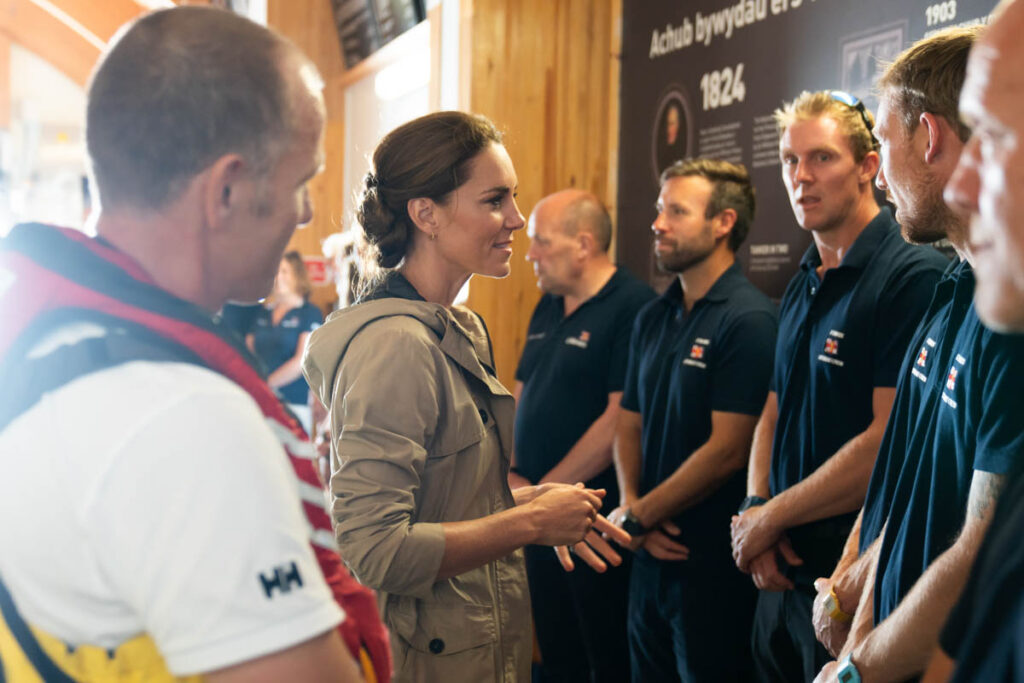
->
xmin=466 ymin=0 xmax=620 ymax=386
xmin=267 ymin=0 xmax=347 ymax=312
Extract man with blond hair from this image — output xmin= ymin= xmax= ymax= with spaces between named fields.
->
xmin=803 ymin=24 xmax=1024 ymax=683
xmin=730 ymin=89 xmax=947 ymax=682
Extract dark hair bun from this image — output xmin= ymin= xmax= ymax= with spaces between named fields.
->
xmin=356 ymin=182 xmax=408 ymax=269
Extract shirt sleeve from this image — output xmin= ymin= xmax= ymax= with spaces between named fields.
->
xmin=329 ymin=320 xmax=447 ymax=600
xmin=302 ymin=303 xmax=324 ymax=333
xmin=711 ymin=310 xmax=778 ymax=415
xmin=620 ymin=312 xmax=646 ymax=413
xmin=971 ymin=330 xmax=1024 ymax=475
xmin=89 ymin=370 xmax=343 ymax=676
xmin=872 ymin=263 xmax=943 ymax=386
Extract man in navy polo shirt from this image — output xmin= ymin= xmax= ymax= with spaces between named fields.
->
xmin=801 ymin=25 xmax=1024 ymax=683
xmin=609 ymin=158 xmax=777 ymax=681
xmin=921 ymin=3 xmax=1024 ymax=679
xmin=729 ymin=90 xmax=948 ymax=682
xmin=512 ymin=190 xmax=654 ymax=683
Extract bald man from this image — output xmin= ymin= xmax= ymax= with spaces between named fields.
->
xmin=511 ymin=190 xmax=653 ymax=683
xmin=925 ymin=1 xmax=1024 ymax=680
xmin=0 ymin=8 xmax=365 ymax=682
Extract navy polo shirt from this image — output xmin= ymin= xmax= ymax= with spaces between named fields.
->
xmin=769 ymin=207 xmax=947 ymax=575
xmin=251 ymin=301 xmax=323 ymax=404
xmin=941 ymin=460 xmax=1024 ymax=682
xmin=514 ymin=268 xmax=655 ymax=501
xmin=858 ymin=260 xmax=1024 ymax=622
xmin=622 ymin=262 xmax=777 ymax=569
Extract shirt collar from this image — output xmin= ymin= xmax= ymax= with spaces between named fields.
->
xmin=360 ymin=271 xmax=427 ymax=303
xmin=660 ymin=261 xmax=744 ymax=307
xmin=799 ymin=206 xmax=896 ymax=272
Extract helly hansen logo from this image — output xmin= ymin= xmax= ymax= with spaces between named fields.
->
xmin=690 ymin=344 xmax=705 ymax=359
xmin=916 ymin=347 xmax=928 ymax=367
xmin=824 ymin=338 xmax=839 ymax=355
xmin=259 ymin=561 xmax=304 ymax=598
xmin=946 ymin=367 xmax=958 ymax=391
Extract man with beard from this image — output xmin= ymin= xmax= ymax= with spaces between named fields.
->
xmin=512 ymin=190 xmax=654 ymax=683
xmin=608 ymin=158 xmax=777 ymax=681
xmin=730 ymin=90 xmax=948 ymax=682
xmin=924 ymin=1 xmax=1024 ymax=679
xmin=802 ymin=25 xmax=1024 ymax=683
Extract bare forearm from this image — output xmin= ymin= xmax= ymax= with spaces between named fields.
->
xmin=268 ymin=354 xmax=305 ymax=388
xmin=850 ymin=471 xmax=1004 ymax=682
xmin=634 ymin=412 xmax=757 ymax=527
xmin=613 ymin=412 xmax=643 ymax=504
xmin=542 ymin=405 xmax=619 ymax=485
xmin=850 ymin=539 xmax=978 ymax=681
xmin=764 ymin=426 xmax=882 ymax=530
xmin=633 ymin=440 xmax=747 ymax=526
xmin=747 ymin=394 xmax=776 ymax=498
xmin=833 ymin=523 xmax=882 ymax=611
xmin=437 ymin=506 xmax=537 ymax=580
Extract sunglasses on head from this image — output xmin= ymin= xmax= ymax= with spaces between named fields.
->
xmin=828 ymin=90 xmax=879 ymax=149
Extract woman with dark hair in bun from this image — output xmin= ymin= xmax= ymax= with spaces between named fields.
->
xmin=303 ymin=111 xmax=628 ymax=682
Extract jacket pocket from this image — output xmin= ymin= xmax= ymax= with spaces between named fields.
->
xmin=388 ymin=598 xmax=497 ymax=655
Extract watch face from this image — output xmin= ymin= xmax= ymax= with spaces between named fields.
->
xmin=824 ymin=593 xmax=838 ymax=613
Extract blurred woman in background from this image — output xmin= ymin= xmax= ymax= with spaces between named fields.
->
xmin=248 ymin=250 xmax=322 ymax=432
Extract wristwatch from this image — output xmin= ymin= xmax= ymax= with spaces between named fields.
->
xmin=837 ymin=654 xmax=862 ymax=683
xmin=738 ymin=495 xmax=768 ymax=513
xmin=824 ymin=586 xmax=853 ymax=623
xmin=621 ymin=510 xmax=648 ymax=537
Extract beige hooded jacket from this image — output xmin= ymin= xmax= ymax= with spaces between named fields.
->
xmin=303 ymin=295 xmax=531 ymax=683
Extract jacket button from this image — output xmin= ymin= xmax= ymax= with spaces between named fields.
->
xmin=429 ymin=638 xmax=445 ymax=654
xmin=478 ymin=408 xmax=488 ymax=423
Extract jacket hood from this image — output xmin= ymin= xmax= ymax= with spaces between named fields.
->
xmin=302 ymin=298 xmax=453 ymax=410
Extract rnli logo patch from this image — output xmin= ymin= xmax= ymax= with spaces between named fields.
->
xmin=916 ymin=347 xmax=928 ymax=367
xmin=683 ymin=337 xmax=710 ymax=369
xmin=818 ymin=330 xmax=845 ymax=367
xmin=565 ymin=330 xmax=591 ymax=349
xmin=941 ymin=353 xmax=967 ymax=409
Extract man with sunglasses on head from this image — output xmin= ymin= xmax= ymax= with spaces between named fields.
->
xmin=729 ymin=90 xmax=947 ymax=682
xmin=807 ymin=25 xmax=1024 ymax=683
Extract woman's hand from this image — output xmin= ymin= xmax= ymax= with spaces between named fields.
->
xmin=555 ymin=515 xmax=632 ymax=572
xmin=525 ymin=483 xmax=604 ymax=546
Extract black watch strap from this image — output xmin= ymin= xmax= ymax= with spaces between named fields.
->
xmin=621 ymin=510 xmax=648 ymax=537
xmin=738 ymin=495 xmax=768 ymax=513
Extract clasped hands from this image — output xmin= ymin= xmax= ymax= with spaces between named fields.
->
xmin=604 ymin=504 xmax=690 ymax=562
xmin=730 ymin=503 xmax=804 ymax=591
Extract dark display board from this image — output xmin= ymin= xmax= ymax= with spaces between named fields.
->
xmin=331 ymin=0 xmax=425 ymax=69
xmin=617 ymin=0 xmax=998 ymax=298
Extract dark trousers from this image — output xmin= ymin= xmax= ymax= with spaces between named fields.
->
xmin=525 ymin=544 xmax=631 ymax=683
xmin=751 ymin=586 xmax=832 ymax=683
xmin=627 ymin=554 xmax=757 ymax=682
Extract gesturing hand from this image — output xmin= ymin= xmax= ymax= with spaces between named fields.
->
xmin=528 ymin=483 xmax=604 ymax=546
